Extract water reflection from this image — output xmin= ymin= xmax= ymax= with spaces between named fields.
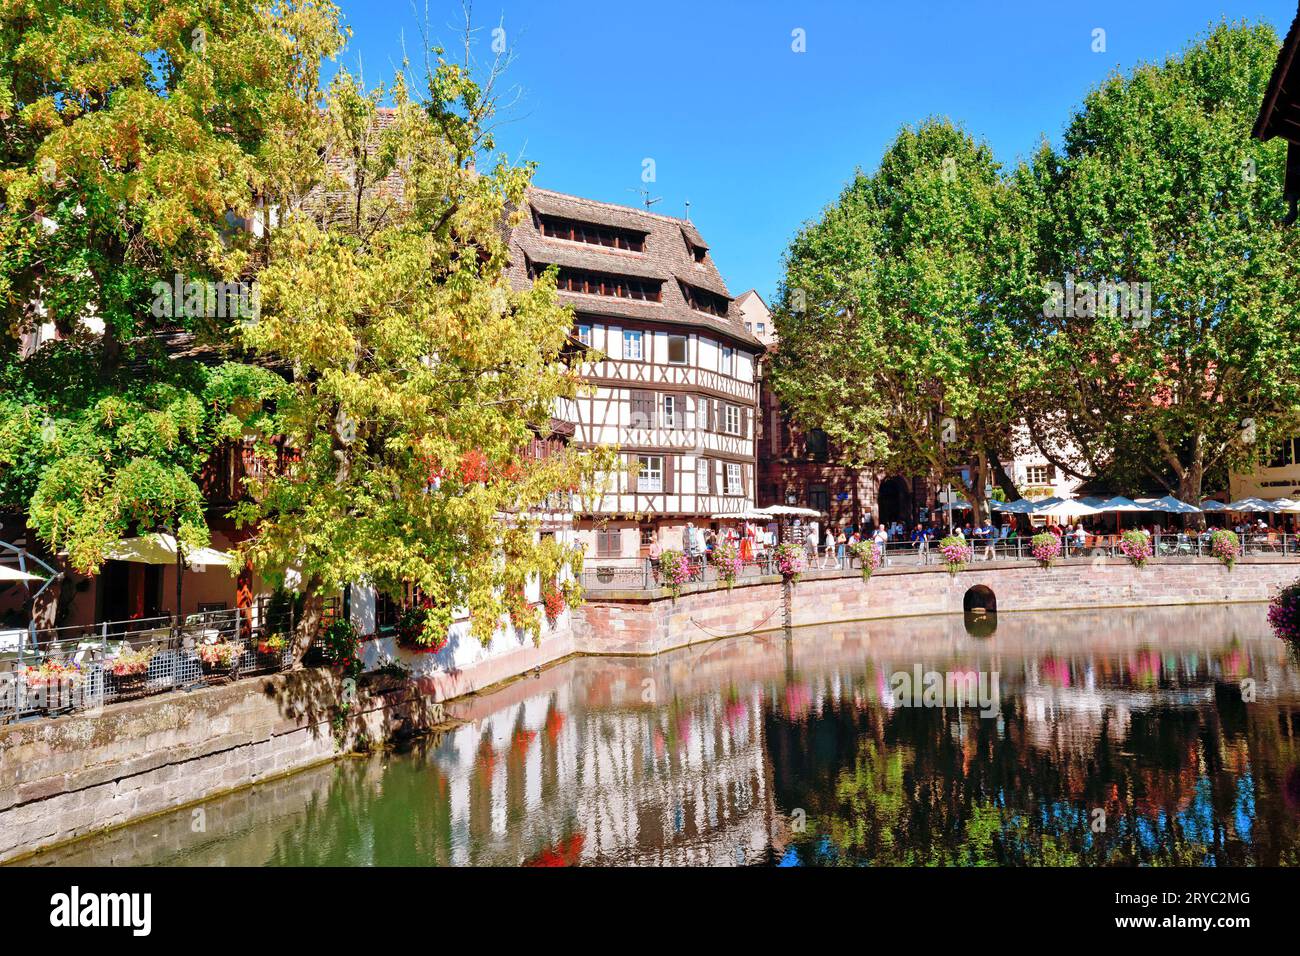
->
xmin=20 ymin=605 xmax=1300 ymax=866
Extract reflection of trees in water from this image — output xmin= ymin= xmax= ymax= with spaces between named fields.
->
xmin=771 ymin=689 xmax=1300 ymax=866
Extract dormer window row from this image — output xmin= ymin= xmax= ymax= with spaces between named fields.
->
xmin=537 ymin=213 xmax=647 ymax=253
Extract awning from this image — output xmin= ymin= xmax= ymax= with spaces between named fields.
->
xmin=105 ymin=533 xmax=234 ymax=569
xmin=0 ymin=565 xmax=45 ymax=583
xmin=755 ymin=505 xmax=824 ymax=517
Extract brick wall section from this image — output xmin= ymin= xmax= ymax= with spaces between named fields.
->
xmin=0 ymin=669 xmax=440 ymax=863
xmin=570 ymin=557 xmax=1300 ymax=655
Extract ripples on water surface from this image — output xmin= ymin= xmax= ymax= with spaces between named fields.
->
xmin=22 ymin=604 xmax=1300 ymax=866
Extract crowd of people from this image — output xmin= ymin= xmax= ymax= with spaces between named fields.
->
xmin=641 ymin=512 xmax=1300 ymax=577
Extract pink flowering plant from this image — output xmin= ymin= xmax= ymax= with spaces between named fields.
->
xmin=1030 ymin=532 xmax=1062 ymax=568
xmin=658 ymin=548 xmax=693 ymax=598
xmin=938 ymin=536 xmax=973 ymax=575
xmin=1211 ymin=529 xmax=1241 ymax=569
xmin=1268 ymin=579 xmax=1300 ymax=642
xmin=850 ymin=541 xmax=882 ymax=581
xmin=1119 ymin=530 xmax=1154 ymax=568
xmin=773 ymin=542 xmax=805 ymax=582
xmin=711 ymin=543 xmax=744 ymax=590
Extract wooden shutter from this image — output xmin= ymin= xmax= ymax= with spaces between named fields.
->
xmin=663 ymin=455 xmax=674 ymax=493
xmin=742 ymin=406 xmax=750 ymax=438
xmin=624 ymin=452 xmax=635 ymax=493
xmin=698 ymin=396 xmax=709 ymax=432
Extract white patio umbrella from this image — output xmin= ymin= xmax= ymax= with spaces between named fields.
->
xmin=0 ymin=565 xmax=45 ymax=583
xmin=992 ymin=498 xmax=1040 ymax=514
xmin=1146 ymin=494 xmax=1202 ymax=514
xmin=1091 ymin=496 xmax=1150 ymax=531
xmin=1200 ymin=499 xmax=1230 ymax=512
xmin=755 ymin=505 xmax=824 ymax=517
xmin=1034 ymin=498 xmax=1100 ymax=519
xmin=1227 ymin=497 xmax=1279 ymax=513
xmin=1271 ymin=498 xmax=1300 ymax=514
xmin=710 ymin=510 xmax=770 ymax=521
xmin=105 ymin=533 xmax=234 ymax=625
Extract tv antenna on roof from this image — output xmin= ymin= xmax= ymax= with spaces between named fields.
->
xmin=629 ymin=185 xmax=661 ymax=211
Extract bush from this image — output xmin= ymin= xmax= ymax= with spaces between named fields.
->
xmin=319 ymin=618 xmax=363 ymax=679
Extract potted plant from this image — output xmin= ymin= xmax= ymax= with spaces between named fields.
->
xmin=850 ymin=541 xmax=882 ymax=582
xmin=711 ymin=543 xmax=744 ymax=590
xmin=938 ymin=536 xmax=973 ymax=575
xmin=23 ymin=660 xmax=83 ymax=712
xmin=255 ymin=633 xmax=289 ymax=671
xmin=1030 ymin=532 xmax=1062 ymax=568
xmin=1119 ymin=530 xmax=1154 ymax=568
xmin=1211 ymin=529 xmax=1241 ymax=569
xmin=109 ymin=648 xmax=154 ymax=698
xmin=196 ymin=641 xmax=241 ymax=684
xmin=318 ymin=618 xmax=363 ymax=679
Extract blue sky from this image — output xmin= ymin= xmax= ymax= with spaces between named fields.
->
xmin=335 ymin=0 xmax=1298 ymax=303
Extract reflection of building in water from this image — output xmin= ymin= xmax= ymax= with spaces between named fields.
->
xmin=431 ymin=680 xmax=776 ymax=866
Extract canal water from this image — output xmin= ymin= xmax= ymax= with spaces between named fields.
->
xmin=20 ymin=604 xmax=1300 ymax=866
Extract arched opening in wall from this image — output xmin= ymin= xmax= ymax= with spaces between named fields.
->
xmin=963 ymin=585 xmax=997 ymax=638
xmin=878 ymin=476 xmax=912 ymax=527
xmin=963 ymin=585 xmax=997 ymax=614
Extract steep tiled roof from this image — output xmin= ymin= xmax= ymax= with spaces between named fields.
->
xmin=1254 ymin=7 xmax=1300 ymax=142
xmin=507 ymin=187 xmax=761 ymax=349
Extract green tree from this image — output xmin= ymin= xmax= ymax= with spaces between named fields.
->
xmin=235 ymin=62 xmax=611 ymax=654
xmin=0 ymin=0 xmax=342 ymax=571
xmin=772 ymin=120 xmax=1037 ymax=518
xmin=1021 ymin=21 xmax=1300 ymax=505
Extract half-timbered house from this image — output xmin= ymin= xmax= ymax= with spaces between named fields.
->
xmin=508 ymin=189 xmax=763 ymax=564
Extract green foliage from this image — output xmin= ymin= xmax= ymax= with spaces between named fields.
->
xmin=1021 ymin=21 xmax=1300 ymax=502
xmin=771 ymin=118 xmax=1037 ymax=518
xmin=0 ymin=0 xmax=343 ymax=570
xmin=232 ymin=63 xmax=612 ymax=648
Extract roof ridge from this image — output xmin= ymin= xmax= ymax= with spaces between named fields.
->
xmin=528 ymin=185 xmax=698 ymax=228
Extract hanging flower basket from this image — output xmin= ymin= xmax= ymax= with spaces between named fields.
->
xmin=850 ymin=541 xmax=881 ymax=582
xmin=938 ymin=536 xmax=973 ymax=575
xmin=659 ymin=549 xmax=693 ymax=598
xmin=1268 ymin=579 xmax=1300 ymax=642
xmin=542 ymin=584 xmax=567 ymax=626
xmin=256 ymin=634 xmax=289 ymax=671
xmin=711 ymin=543 xmax=744 ymax=590
xmin=773 ymin=543 xmax=805 ymax=583
xmin=1030 ymin=532 xmax=1062 ymax=568
xmin=1211 ymin=530 xmax=1240 ymax=569
xmin=1119 ymin=530 xmax=1154 ymax=568
xmin=109 ymin=648 xmax=154 ymax=698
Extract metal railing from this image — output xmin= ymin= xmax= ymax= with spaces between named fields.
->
xmin=577 ymin=532 xmax=1300 ymax=590
xmin=0 ymin=608 xmax=293 ymax=725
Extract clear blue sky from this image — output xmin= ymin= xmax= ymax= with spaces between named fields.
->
xmin=335 ymin=0 xmax=1297 ymax=302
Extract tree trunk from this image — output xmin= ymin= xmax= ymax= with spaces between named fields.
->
xmin=989 ymin=452 xmax=1021 ymax=501
xmin=290 ymin=576 xmax=325 ymax=666
xmin=1177 ymin=461 xmax=1206 ymax=530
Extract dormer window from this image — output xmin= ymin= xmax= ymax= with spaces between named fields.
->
xmin=538 ymin=213 xmax=646 ymax=252
xmin=679 ymin=281 xmax=728 ymax=318
xmin=546 ymin=266 xmax=663 ymax=302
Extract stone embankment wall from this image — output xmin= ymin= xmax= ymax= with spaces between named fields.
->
xmin=3 ymin=556 xmax=1295 ymax=862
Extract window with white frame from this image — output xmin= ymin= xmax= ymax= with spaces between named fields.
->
xmin=637 ymin=455 xmax=663 ymax=492
xmin=725 ymin=462 xmax=742 ymax=496
xmin=1024 ymin=464 xmax=1051 ymax=486
xmin=696 ymin=458 xmax=709 ymax=494
xmin=667 ymin=334 xmax=688 ymax=364
xmin=661 ymin=395 xmax=676 ymax=429
xmin=721 ymin=344 xmax=734 ymax=374
xmin=623 ymin=330 xmax=643 ymax=360
xmin=577 ymin=324 xmax=592 ymax=346
xmin=724 ymin=403 xmax=741 ymax=435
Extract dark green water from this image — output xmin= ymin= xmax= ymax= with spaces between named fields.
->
xmin=21 ymin=604 xmax=1300 ymax=866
